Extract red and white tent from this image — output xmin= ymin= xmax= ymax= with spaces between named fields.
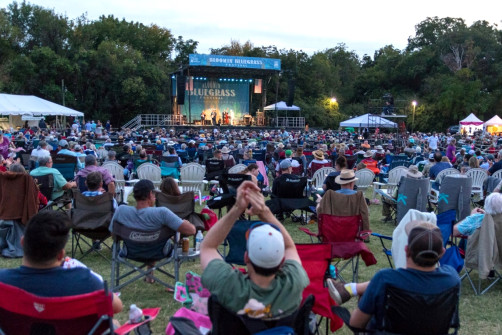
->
xmin=459 ymin=113 xmax=483 ymax=135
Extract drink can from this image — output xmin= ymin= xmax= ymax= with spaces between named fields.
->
xmin=182 ymin=237 xmax=190 ymax=255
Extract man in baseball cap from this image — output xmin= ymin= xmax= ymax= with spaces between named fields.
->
xmin=201 ymin=181 xmax=309 ymax=320
xmin=327 ymin=220 xmax=459 ymax=330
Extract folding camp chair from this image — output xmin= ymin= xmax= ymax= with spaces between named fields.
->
xmin=160 ymin=156 xmax=181 ymax=179
xmin=71 ymin=190 xmax=115 ymax=261
xmin=221 ymin=220 xmax=259 ymax=266
xmin=300 ymin=211 xmax=375 ymax=283
xmin=207 ymin=294 xmax=314 ymax=335
xmin=436 ymin=175 xmax=472 ymax=221
xmin=52 ymin=154 xmax=77 ymax=181
xmin=31 ymin=173 xmax=72 ymax=212
xmin=266 ymin=176 xmax=315 ymax=224
xmin=333 ymin=284 xmax=460 ymax=335
xmin=296 ymin=243 xmax=343 ymax=334
xmin=110 ymin=221 xmax=190 ymax=292
xmin=395 ymin=176 xmax=430 ymax=224
xmin=463 ymin=213 xmax=502 ymax=295
xmin=0 ymin=282 xmax=114 ymax=335
xmin=156 ymin=191 xmax=205 ymax=232
xmin=207 ymin=174 xmax=251 ymax=218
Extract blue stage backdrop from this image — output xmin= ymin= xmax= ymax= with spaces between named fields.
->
xmin=179 ymin=79 xmax=250 ymax=124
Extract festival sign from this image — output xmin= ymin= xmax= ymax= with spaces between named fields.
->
xmin=179 ymin=79 xmax=250 ymax=125
xmin=189 ymin=54 xmax=281 ymax=71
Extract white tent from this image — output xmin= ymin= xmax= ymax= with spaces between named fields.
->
xmin=0 ymin=94 xmax=84 ymax=117
xmin=263 ymin=101 xmax=300 ymax=111
xmin=484 ymin=115 xmax=502 ymax=134
xmin=459 ymin=113 xmax=483 ymax=135
xmin=340 ymin=114 xmax=397 ymax=128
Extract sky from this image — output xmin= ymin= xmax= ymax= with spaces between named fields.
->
xmin=1 ymin=0 xmax=501 ymax=58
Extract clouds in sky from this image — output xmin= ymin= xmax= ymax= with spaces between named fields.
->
xmin=1 ymin=0 xmax=500 ymax=57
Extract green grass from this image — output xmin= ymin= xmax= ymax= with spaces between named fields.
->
xmin=1 ymin=188 xmax=501 ymax=334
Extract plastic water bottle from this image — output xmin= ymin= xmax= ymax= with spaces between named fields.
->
xmin=129 ymin=304 xmax=143 ymax=324
xmin=195 ymin=230 xmax=204 ymax=251
xmin=329 ymin=265 xmax=337 ymax=279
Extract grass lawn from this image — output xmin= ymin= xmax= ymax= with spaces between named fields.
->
xmin=1 ymin=188 xmax=501 ymax=334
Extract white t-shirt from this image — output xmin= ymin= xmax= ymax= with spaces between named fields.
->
xmin=31 ymin=147 xmax=51 ymax=158
xmin=428 ymin=136 xmax=438 ymax=150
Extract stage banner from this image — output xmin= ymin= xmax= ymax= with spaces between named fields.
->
xmin=180 ymin=79 xmax=250 ymax=125
xmin=189 ymin=54 xmax=281 ymax=71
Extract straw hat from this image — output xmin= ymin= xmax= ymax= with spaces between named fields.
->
xmin=313 ymin=150 xmax=324 ymax=160
xmin=364 ymin=151 xmax=373 ymax=158
xmin=407 ymin=165 xmax=423 ymax=178
xmin=221 ymin=146 xmax=230 ymax=154
xmin=335 ymin=169 xmax=359 ymax=185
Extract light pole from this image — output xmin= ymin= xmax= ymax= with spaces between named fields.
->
xmin=412 ymin=100 xmax=417 ymax=134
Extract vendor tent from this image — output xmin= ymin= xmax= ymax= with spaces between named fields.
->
xmin=484 ymin=115 xmax=502 ymax=134
xmin=0 ymin=93 xmax=83 ymax=130
xmin=263 ymin=101 xmax=300 ymax=111
xmin=340 ymin=114 xmax=397 ymax=128
xmin=459 ymin=113 xmax=483 ymax=135
xmin=0 ymin=94 xmax=84 ymax=117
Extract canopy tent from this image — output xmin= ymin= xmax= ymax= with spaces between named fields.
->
xmin=0 ymin=93 xmax=83 ymax=130
xmin=263 ymin=101 xmax=300 ymax=111
xmin=459 ymin=113 xmax=483 ymax=135
xmin=340 ymin=114 xmax=397 ymax=128
xmin=0 ymin=94 xmax=84 ymax=117
xmin=484 ymin=115 xmax=502 ymax=134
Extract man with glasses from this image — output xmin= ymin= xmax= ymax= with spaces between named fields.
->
xmin=200 ymin=181 xmax=309 ymax=320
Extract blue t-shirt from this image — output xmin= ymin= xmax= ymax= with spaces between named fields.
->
xmin=109 ymin=205 xmax=183 ymax=232
xmin=358 ymin=266 xmax=460 ymax=329
xmin=0 ymin=266 xmax=103 ymax=297
xmin=429 ymin=162 xmax=451 ymax=179
xmin=336 ymin=189 xmax=357 ymax=195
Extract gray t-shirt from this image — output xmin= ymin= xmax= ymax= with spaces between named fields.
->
xmin=109 ymin=205 xmax=183 ymax=232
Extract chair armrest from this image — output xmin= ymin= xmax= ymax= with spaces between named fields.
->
xmin=372 ymin=182 xmax=386 ymax=187
xmin=358 ymin=230 xmax=372 ymax=241
xmin=331 ymin=306 xmax=373 ymax=333
xmin=371 ymin=232 xmax=392 ymax=241
xmin=298 ymin=227 xmax=318 ymax=237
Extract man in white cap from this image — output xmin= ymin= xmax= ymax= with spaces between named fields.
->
xmin=201 ymin=181 xmax=309 ymax=320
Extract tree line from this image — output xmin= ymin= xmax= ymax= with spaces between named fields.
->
xmin=1 ymin=1 xmax=501 ymax=132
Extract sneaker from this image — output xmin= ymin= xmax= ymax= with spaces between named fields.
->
xmin=327 ymin=278 xmax=351 ymax=305
xmin=92 ymin=241 xmax=102 ymax=251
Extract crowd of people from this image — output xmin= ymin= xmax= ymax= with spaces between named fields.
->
xmin=0 ymin=119 xmax=501 ymax=333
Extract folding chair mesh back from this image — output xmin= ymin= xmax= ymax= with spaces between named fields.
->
xmin=396 ymin=177 xmax=430 ymax=224
xmin=34 ymin=173 xmax=54 ymax=201
xmin=110 ymin=221 xmax=178 ymax=291
xmin=156 ymin=191 xmax=204 ymax=231
xmin=52 ymin=154 xmax=77 ymax=181
xmin=224 ymin=220 xmax=258 ymax=266
xmin=0 ymin=282 xmax=114 ymax=335
xmin=208 ymin=294 xmax=314 ymax=335
xmin=382 ymin=285 xmax=460 ymax=335
xmin=71 ymin=190 xmax=115 ymax=260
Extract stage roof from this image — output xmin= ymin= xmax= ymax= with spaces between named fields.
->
xmin=174 ymin=54 xmax=281 ymax=79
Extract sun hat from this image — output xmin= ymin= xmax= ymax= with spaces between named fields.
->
xmin=313 ymin=150 xmax=324 ymax=160
xmin=277 ymin=142 xmax=284 ymax=149
xmin=363 ymin=151 xmax=373 ymax=158
xmin=58 ymin=139 xmax=68 ymax=147
xmin=221 ymin=146 xmax=230 ymax=154
xmin=335 ymin=169 xmax=358 ymax=185
xmin=407 ymin=165 xmax=423 ymax=178
xmin=247 ymin=223 xmax=285 ymax=269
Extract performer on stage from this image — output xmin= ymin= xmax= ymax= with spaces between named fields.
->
xmin=223 ymin=109 xmax=229 ymax=125
xmin=201 ymin=111 xmax=206 ymax=125
xmin=229 ymin=110 xmax=234 ymax=126
xmin=211 ymin=109 xmax=217 ymax=126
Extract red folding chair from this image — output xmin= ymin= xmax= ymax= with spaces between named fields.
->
xmin=308 ymin=161 xmax=332 ymax=178
xmin=296 ymin=243 xmax=343 ymax=334
xmin=0 ymin=282 xmax=113 ymax=335
xmin=299 ymin=214 xmax=376 ymax=282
